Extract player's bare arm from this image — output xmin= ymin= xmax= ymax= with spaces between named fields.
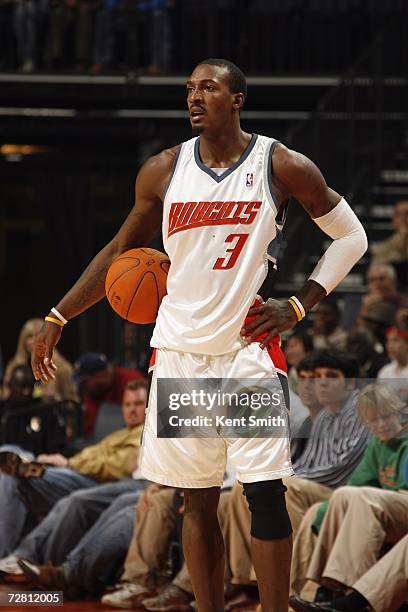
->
xmin=242 ymin=144 xmax=367 ymax=346
xmin=32 ymin=148 xmax=178 ymax=383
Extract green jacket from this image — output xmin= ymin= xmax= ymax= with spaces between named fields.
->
xmin=313 ymin=428 xmax=408 ymax=533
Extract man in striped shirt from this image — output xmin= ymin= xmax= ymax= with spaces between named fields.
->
xmin=224 ymin=349 xmax=370 ymax=593
xmin=284 ymin=349 xmax=370 ymax=533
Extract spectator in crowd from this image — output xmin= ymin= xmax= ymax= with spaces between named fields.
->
xmin=338 ymin=534 xmax=408 ymax=612
xmin=2 ymin=365 xmax=36 ymax=408
xmin=220 ymin=350 xmax=370 ymax=600
xmin=102 ymin=485 xmax=233 ymax=609
xmin=0 ymin=379 xmax=147 ymax=556
xmin=18 ymin=486 xmax=147 ymax=596
xmin=377 ymin=323 xmax=408 ymax=381
xmin=91 ymin=0 xmax=121 ymax=74
xmin=377 ymin=320 xmax=408 ymax=403
xmin=16 ymin=484 xmax=232 ymax=608
xmin=42 ymin=0 xmax=96 ymax=72
xmin=290 ymin=383 xmax=408 ymax=611
xmin=310 ymin=299 xmax=348 ymax=352
xmin=74 ymin=352 xmax=143 ymax=436
xmin=290 ymin=382 xmax=408 ymax=601
xmin=360 ymin=263 xmax=408 ymax=315
xmin=143 ymin=0 xmax=174 ymax=75
xmin=358 ymin=300 xmax=396 ymax=354
xmin=346 ymin=327 xmax=389 ymax=378
xmin=284 ymin=331 xmax=314 ymax=393
xmin=13 ymin=0 xmax=39 ymax=72
xmin=290 ymin=354 xmax=322 ymax=464
xmin=372 ymin=200 xmax=408 ymax=265
xmin=292 ymin=536 xmax=408 ymax=612
xmin=15 ymin=485 xmax=178 ymax=600
xmin=286 ymin=350 xmax=369 ymax=529
xmin=4 ymin=319 xmax=77 ymax=402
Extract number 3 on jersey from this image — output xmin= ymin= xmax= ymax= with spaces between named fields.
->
xmin=213 ymin=233 xmax=249 ymax=270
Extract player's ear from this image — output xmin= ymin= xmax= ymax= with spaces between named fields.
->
xmin=232 ymin=93 xmax=245 ymax=112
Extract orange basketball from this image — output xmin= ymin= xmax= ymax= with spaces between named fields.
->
xmin=105 ymin=248 xmax=170 ymax=324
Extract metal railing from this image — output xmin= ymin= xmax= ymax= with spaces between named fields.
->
xmin=285 ymin=13 xmax=408 ymax=206
xmin=272 ymin=13 xmax=408 ymax=289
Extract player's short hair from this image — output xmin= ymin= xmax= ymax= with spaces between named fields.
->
xmin=197 ymin=58 xmax=247 ymax=101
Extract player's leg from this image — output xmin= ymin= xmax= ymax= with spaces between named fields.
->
xmin=182 ymin=486 xmax=224 ymax=612
xmin=243 ymin=479 xmax=292 ymax=612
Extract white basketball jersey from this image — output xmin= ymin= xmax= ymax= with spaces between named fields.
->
xmin=151 ymin=134 xmax=280 ymax=355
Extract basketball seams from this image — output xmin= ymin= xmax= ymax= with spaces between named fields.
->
xmin=126 ymin=271 xmax=158 ymax=321
xmin=106 ymin=259 xmax=141 ymax=297
xmin=153 ymin=269 xmax=160 ymax=312
xmin=106 ymin=247 xmax=170 ymax=324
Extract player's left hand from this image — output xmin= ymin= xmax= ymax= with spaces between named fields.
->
xmin=241 ymin=298 xmax=298 ymax=348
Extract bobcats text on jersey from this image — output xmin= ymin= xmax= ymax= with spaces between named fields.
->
xmin=168 ymin=200 xmax=262 ymax=237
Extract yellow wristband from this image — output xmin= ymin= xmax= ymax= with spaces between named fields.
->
xmin=287 ymin=298 xmax=303 ymax=322
xmin=45 ymin=316 xmax=64 ymax=327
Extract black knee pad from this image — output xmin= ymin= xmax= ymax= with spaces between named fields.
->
xmin=242 ymin=479 xmax=292 ymax=540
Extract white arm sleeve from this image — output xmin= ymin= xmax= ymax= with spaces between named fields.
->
xmin=308 ymin=197 xmax=368 ymax=294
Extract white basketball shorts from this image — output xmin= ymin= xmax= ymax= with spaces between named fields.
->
xmin=139 ymin=342 xmax=293 ymax=488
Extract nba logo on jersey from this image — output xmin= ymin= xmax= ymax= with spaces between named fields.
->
xmin=246 ymin=172 xmax=254 ymax=188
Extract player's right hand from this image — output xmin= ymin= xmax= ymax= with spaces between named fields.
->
xmin=31 ymin=321 xmax=61 ymax=383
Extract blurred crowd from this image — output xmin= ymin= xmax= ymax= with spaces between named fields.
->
xmin=0 ymin=198 xmax=406 ymax=610
xmin=0 ymin=0 xmax=174 ymax=74
xmin=1 ymin=0 xmax=408 ymax=76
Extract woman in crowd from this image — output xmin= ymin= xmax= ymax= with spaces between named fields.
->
xmin=4 ymin=318 xmax=77 ymax=402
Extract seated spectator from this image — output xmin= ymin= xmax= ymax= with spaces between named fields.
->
xmin=221 ymin=349 xmax=370 ymax=596
xmin=310 ymin=298 xmax=348 ymax=352
xmin=290 ymin=354 xmax=322 ymax=463
xmin=1 ymin=365 xmax=37 ymax=414
xmin=74 ymin=352 xmax=143 ymax=437
xmin=18 ymin=487 xmax=147 ymax=596
xmin=372 ymin=200 xmax=408 ymax=265
xmin=286 ymin=350 xmax=369 ymax=529
xmin=0 ymin=379 xmax=147 ymax=556
xmin=290 ymin=382 xmax=408 ymax=601
xmin=16 ymin=483 xmax=232 ymax=608
xmin=360 ymin=263 xmax=408 ymax=316
xmin=377 ymin=322 xmax=408 ymax=405
xmin=4 ymin=318 xmax=77 ymax=402
xmin=292 ymin=536 xmax=408 ymax=612
xmin=346 ymin=327 xmax=389 ymax=378
xmin=377 ymin=324 xmax=408 ymax=380
xmin=15 ymin=485 xmax=178 ymax=599
xmin=102 ymin=484 xmax=232 ymax=609
xmin=284 ymin=331 xmax=314 ymax=393
xmin=358 ymin=300 xmax=396 ymax=354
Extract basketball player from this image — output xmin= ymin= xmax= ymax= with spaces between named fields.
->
xmin=31 ymin=59 xmax=367 ymax=611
